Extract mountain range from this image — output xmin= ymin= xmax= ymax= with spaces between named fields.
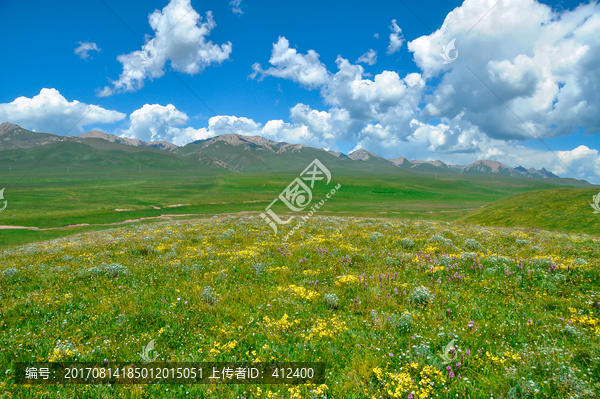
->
xmin=0 ymin=121 xmax=567 ymax=180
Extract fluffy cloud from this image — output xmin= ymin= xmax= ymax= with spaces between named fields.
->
xmin=230 ymin=0 xmax=243 ymax=14
xmin=324 ymin=56 xmax=423 ymax=125
xmin=99 ymin=0 xmax=232 ymax=96
xmin=111 ymin=0 xmax=600 ymax=183
xmin=357 ymin=49 xmax=377 ymax=65
xmin=120 ymin=103 xmax=355 ymax=149
xmin=0 ymin=88 xmax=125 ymax=134
xmin=410 ymin=119 xmax=481 ymax=154
xmin=387 ymin=19 xmax=404 ymax=55
xmin=354 ymin=123 xmax=600 ymax=182
xmin=202 ymin=110 xmax=348 ymax=149
xmin=250 ymin=36 xmax=330 ymax=89
xmin=251 ymin=37 xmax=424 ymax=141
xmin=121 ymin=103 xmax=189 ymax=144
xmin=408 ymin=0 xmax=600 ymax=142
xmin=119 ymin=104 xmax=325 ymax=148
xmin=74 ymin=42 xmax=100 ymax=60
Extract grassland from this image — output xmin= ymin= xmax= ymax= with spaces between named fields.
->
xmin=1 ymin=216 xmax=599 ymax=398
xmin=457 ymin=188 xmax=600 ymax=236
xmin=1 ymin=156 xmax=592 ymax=249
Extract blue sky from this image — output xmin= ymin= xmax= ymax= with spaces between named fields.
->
xmin=0 ymin=0 xmax=599 ymax=182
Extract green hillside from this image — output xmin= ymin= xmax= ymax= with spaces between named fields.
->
xmin=1 ymin=125 xmax=597 ymax=248
xmin=457 ymin=188 xmax=600 ymax=235
xmin=1 ymin=164 xmax=594 ymax=248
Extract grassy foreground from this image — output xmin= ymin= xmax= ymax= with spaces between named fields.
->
xmin=1 ymin=216 xmax=599 ymax=398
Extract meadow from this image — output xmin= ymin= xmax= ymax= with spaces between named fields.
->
xmin=1 ymin=215 xmax=599 ymax=398
xmin=1 ymin=161 xmax=592 ymax=248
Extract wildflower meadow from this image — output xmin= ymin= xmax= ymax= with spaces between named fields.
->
xmin=1 ymin=216 xmax=599 ymax=398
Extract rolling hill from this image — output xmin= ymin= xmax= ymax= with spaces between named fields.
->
xmin=457 ymin=187 xmax=600 ymax=235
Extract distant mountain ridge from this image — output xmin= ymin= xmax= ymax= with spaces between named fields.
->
xmin=186 ymin=134 xmax=308 ymax=154
xmin=79 ymin=130 xmax=178 ymax=151
xmin=387 ymin=152 xmax=559 ymax=179
xmin=0 ymin=121 xmax=568 ymax=180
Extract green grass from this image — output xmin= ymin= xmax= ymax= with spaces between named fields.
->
xmin=457 ymin=188 xmax=600 ymax=235
xmin=1 ymin=154 xmax=593 ymax=248
xmin=1 ymin=216 xmax=599 ymax=398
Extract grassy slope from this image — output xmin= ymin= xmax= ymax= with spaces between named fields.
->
xmin=0 ymin=139 xmax=595 ymax=247
xmin=0 ymin=165 xmax=581 ymax=248
xmin=456 ymin=188 xmax=600 ymax=235
xmin=1 ymin=216 xmax=599 ymax=398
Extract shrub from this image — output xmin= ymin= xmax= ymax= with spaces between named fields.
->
xmin=521 ymin=380 xmax=539 ymax=398
xmin=439 ymin=255 xmax=452 ymax=267
xmin=103 ymin=263 xmax=128 ymax=278
xmin=251 ymin=262 xmax=265 ymax=276
xmin=484 ymin=267 xmax=497 ymax=276
xmin=396 ymin=312 xmax=412 ymax=331
xmin=191 ymin=263 xmax=204 ymax=271
xmin=61 ymin=255 xmax=74 ymax=262
xmin=464 ymin=239 xmax=481 ymax=251
xmin=515 ymin=239 xmax=528 ymax=245
xmin=218 ymin=229 xmax=234 ymax=239
xmin=563 ymin=324 xmax=584 ymax=338
xmin=429 ymin=235 xmax=452 ymax=246
xmin=573 ymin=258 xmax=587 ymax=265
xmin=531 ymin=258 xmax=552 ymax=268
xmin=401 ymin=238 xmax=415 ymax=249
xmin=370 ymin=232 xmax=383 ymax=240
xmin=2 ymin=267 xmax=18 ymax=279
xmin=217 ymin=270 xmax=227 ymax=281
xmin=201 ymin=286 xmax=219 ymax=305
xmin=324 ymin=293 xmax=339 ymax=309
xmin=86 ymin=267 xmax=102 ymax=277
xmin=489 ymin=256 xmax=510 ymax=266
xmin=460 ymin=252 xmax=477 ymax=261
xmin=552 ymin=364 xmax=591 ymax=395
xmin=410 ymin=285 xmax=433 ymax=306
xmin=413 ymin=344 xmax=434 ymax=364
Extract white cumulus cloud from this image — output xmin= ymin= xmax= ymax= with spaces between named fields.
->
xmin=357 ymin=49 xmax=377 ymax=65
xmin=122 ymin=103 xmax=190 ymax=144
xmin=0 ymin=88 xmax=125 ymax=134
xmin=408 ymin=0 xmax=600 ymax=142
xmin=387 ymin=19 xmax=404 ymax=55
xmin=99 ymin=0 xmax=232 ymax=96
xmin=250 ymin=36 xmax=330 ymax=89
